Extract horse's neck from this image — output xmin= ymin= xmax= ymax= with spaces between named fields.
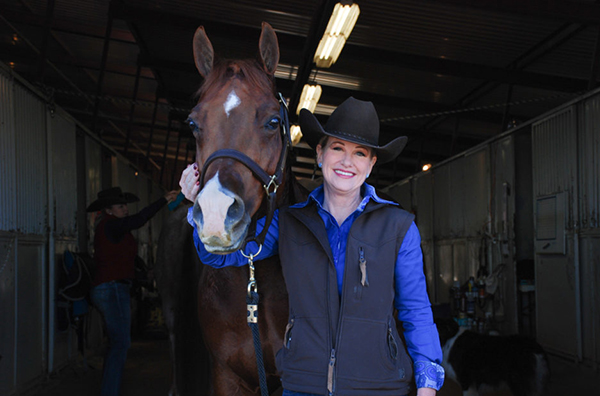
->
xmin=277 ymin=165 xmax=309 ymax=208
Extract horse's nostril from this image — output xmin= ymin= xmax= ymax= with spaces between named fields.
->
xmin=192 ymin=201 xmax=204 ymax=229
xmin=226 ymin=197 xmax=244 ymax=222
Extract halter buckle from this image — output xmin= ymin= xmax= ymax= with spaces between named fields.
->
xmin=263 ymin=174 xmax=279 ymax=195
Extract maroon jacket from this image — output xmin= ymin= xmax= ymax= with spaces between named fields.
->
xmin=92 ymin=197 xmax=166 ymax=286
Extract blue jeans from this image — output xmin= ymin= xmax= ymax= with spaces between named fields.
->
xmin=90 ymin=281 xmax=131 ymax=396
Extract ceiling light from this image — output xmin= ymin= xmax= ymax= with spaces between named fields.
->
xmin=290 ymin=125 xmax=303 ymax=146
xmin=422 ymin=164 xmax=432 ymax=171
xmin=314 ymin=3 xmax=360 ymax=68
xmin=296 ymin=84 xmax=322 ymax=115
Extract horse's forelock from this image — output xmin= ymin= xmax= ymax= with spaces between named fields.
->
xmin=194 ymin=59 xmax=276 ymax=101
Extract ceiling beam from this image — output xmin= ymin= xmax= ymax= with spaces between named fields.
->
xmin=338 ymin=46 xmax=587 ymax=93
xmin=425 ymin=0 xmax=600 ymax=25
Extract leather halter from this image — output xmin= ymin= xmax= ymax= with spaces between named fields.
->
xmin=198 ymin=92 xmax=291 ymax=247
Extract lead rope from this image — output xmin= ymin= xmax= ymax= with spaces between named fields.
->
xmin=241 ymin=245 xmax=269 ymax=396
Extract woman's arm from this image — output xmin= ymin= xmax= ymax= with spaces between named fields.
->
xmin=104 ymin=190 xmax=177 ymax=242
xmin=394 ymin=222 xmax=445 ymax=393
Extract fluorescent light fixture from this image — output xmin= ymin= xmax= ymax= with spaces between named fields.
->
xmin=296 ymin=84 xmax=322 ymax=115
xmin=314 ymin=3 xmax=360 ymax=68
xmin=290 ymin=125 xmax=303 ymax=146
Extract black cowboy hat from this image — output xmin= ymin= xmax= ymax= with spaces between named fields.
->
xmin=86 ymin=187 xmax=139 ymax=212
xmin=299 ymin=97 xmax=408 ymax=164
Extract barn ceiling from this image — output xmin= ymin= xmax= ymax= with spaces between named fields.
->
xmin=2 ymin=0 xmax=599 ymax=189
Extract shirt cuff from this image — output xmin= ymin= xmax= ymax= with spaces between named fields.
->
xmin=414 ymin=361 xmax=445 ymax=391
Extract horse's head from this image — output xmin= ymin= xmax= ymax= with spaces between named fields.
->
xmin=188 ymin=23 xmax=284 ymax=254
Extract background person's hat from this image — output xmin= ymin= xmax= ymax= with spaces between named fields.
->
xmin=86 ymin=187 xmax=139 ymax=212
xmin=299 ymin=97 xmax=407 ymax=163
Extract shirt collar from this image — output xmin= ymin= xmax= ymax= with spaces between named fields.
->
xmin=291 ymin=183 xmax=398 ymax=212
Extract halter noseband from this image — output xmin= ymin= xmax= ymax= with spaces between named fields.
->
xmin=198 ymin=92 xmax=291 ymax=247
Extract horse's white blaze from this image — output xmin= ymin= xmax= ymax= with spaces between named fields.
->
xmin=223 ymin=89 xmax=241 ymax=118
xmin=197 ymin=172 xmax=235 ymax=240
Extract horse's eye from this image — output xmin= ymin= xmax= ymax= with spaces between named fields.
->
xmin=187 ymin=118 xmax=198 ymax=132
xmin=265 ymin=117 xmax=281 ymax=131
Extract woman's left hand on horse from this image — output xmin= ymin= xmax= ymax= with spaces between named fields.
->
xmin=180 ymin=163 xmax=200 ymax=202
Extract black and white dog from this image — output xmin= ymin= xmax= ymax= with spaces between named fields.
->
xmin=436 ymin=318 xmax=549 ymax=396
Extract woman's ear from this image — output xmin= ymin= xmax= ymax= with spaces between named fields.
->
xmin=316 ymin=144 xmax=323 ymax=164
xmin=369 ymin=155 xmax=377 ymax=173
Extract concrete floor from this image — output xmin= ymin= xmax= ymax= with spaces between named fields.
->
xmin=24 ymin=337 xmax=599 ymax=396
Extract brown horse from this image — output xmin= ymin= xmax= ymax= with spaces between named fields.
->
xmin=156 ymin=23 xmax=307 ymax=396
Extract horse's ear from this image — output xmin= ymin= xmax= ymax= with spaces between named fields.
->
xmin=193 ymin=26 xmax=214 ymax=78
xmin=258 ymin=22 xmax=279 ymax=76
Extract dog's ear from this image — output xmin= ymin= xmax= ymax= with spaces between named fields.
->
xmin=435 ymin=318 xmax=459 ymax=346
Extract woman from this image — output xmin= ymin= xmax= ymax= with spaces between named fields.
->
xmin=87 ymin=187 xmax=178 ymax=396
xmin=180 ymin=97 xmax=444 ymax=396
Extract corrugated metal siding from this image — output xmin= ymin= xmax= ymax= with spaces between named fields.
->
xmin=434 ymin=165 xmax=452 ymax=237
xmin=579 ymin=234 xmax=600 ymax=363
xmin=532 ymin=107 xmax=577 ymax=214
xmin=384 ymin=179 xmax=411 ymax=210
xmin=580 ymin=95 xmax=600 ymax=230
xmin=15 ymin=83 xmax=47 ymax=235
xmin=85 ymin=136 xmax=103 ymax=206
xmin=0 ymin=234 xmax=16 ymax=393
xmin=51 ymin=114 xmax=77 ymax=237
xmin=85 ymin=137 xmax=102 ymax=253
xmin=532 ymin=106 xmax=579 ymax=358
xmin=491 ymin=136 xmax=518 ymax=333
xmin=16 ymin=242 xmax=45 ymax=385
xmin=0 ymin=71 xmax=17 ymax=232
xmin=462 ymin=148 xmax=490 ymax=234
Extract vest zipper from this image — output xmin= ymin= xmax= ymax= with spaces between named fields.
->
xmin=327 ymin=348 xmax=336 ymax=396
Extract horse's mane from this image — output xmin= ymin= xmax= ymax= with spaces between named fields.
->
xmin=195 ymin=58 xmax=276 ymax=100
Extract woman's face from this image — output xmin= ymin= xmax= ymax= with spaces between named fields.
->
xmin=316 ymin=137 xmax=377 ymax=197
xmin=106 ymin=203 xmax=129 ymax=218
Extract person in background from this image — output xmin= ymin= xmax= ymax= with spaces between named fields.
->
xmin=86 ymin=187 xmax=178 ymax=396
xmin=180 ymin=97 xmax=444 ymax=396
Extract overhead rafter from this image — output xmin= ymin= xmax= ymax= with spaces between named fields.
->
xmin=426 ymin=0 xmax=600 ymax=25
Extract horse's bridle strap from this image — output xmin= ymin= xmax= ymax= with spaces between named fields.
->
xmin=199 ymin=149 xmax=277 ymax=192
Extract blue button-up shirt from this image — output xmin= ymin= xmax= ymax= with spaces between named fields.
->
xmin=189 ymin=183 xmax=445 ymax=390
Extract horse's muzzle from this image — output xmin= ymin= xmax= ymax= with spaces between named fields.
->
xmin=193 ymin=192 xmax=250 ymax=254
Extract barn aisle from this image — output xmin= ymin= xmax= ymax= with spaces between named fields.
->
xmin=24 ymin=338 xmax=598 ymax=396
xmin=26 ymin=338 xmax=173 ymax=396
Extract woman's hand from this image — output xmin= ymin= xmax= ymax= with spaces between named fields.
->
xmin=180 ymin=163 xmax=200 ymax=202
xmin=164 ymin=190 xmax=180 ymax=203
xmin=416 ymin=387 xmax=436 ymax=396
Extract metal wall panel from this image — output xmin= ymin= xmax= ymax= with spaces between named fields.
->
xmin=15 ymin=86 xmax=47 ymax=235
xmin=384 ymin=179 xmax=412 ymax=210
xmin=0 ymin=234 xmax=17 ymax=394
xmin=532 ymin=107 xmax=579 ymax=358
xmin=579 ymin=233 xmax=600 ymax=364
xmin=16 ymin=241 xmax=45 ymax=386
xmin=85 ymin=137 xmax=103 ymax=254
xmin=51 ymin=114 xmax=78 ymax=237
xmin=433 ymin=166 xmax=452 ymax=237
xmin=85 ymin=137 xmax=103 ymax=206
xmin=52 ymin=239 xmax=78 ymax=370
xmin=435 ymin=243 xmax=453 ymax=304
xmin=0 ymin=70 xmax=17 ymax=232
xmin=532 ymin=107 xmax=577 ymax=221
xmin=461 ymin=148 xmax=490 ymax=235
xmin=490 ymin=136 xmax=518 ymax=333
xmin=414 ymin=173 xmax=434 ymax=240
xmin=580 ymin=95 xmax=600 ymax=230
